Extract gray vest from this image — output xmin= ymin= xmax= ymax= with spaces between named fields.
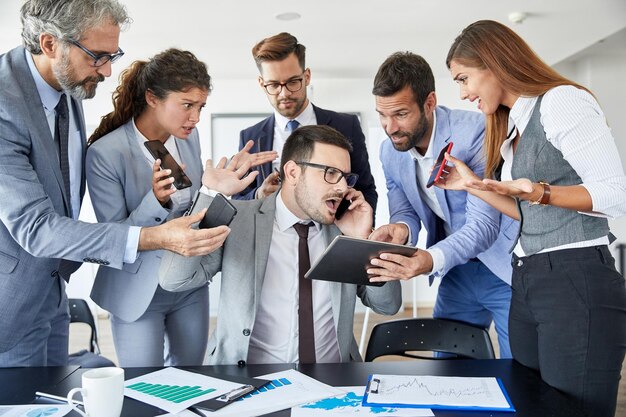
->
xmin=511 ymin=96 xmax=610 ymax=255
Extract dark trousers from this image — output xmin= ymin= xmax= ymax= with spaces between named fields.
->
xmin=510 ymin=246 xmax=626 ymax=417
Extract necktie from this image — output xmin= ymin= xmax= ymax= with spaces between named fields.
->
xmin=55 ymin=93 xmax=71 ymax=215
xmin=293 ymin=222 xmax=316 ymax=364
xmin=286 ymin=119 xmax=300 ymax=132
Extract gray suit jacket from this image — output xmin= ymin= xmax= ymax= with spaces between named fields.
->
xmin=0 ymin=46 xmax=128 ymax=352
xmin=86 ymin=121 xmax=204 ymax=322
xmin=159 ymin=192 xmax=402 ymax=365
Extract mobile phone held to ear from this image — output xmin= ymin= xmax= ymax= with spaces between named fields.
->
xmin=335 ymin=198 xmax=351 ymax=220
xmin=426 ymin=142 xmax=454 ymax=188
xmin=199 ymin=193 xmax=237 ymax=229
xmin=144 ymin=140 xmax=192 ymax=190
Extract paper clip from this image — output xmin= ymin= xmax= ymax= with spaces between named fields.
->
xmin=366 ymin=377 xmax=380 ymax=394
xmin=217 ymin=384 xmax=255 ymax=402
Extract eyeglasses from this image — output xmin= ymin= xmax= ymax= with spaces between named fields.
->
xmin=262 ymin=75 xmax=305 ymax=95
xmin=295 ymin=161 xmax=359 ymax=187
xmin=68 ymin=40 xmax=124 ymax=67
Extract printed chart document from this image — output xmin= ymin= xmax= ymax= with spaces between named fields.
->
xmin=193 ymin=369 xmax=343 ymax=417
xmin=362 ymin=374 xmax=515 ymax=412
xmin=0 ymin=405 xmax=72 ymax=417
xmin=292 ymin=386 xmax=433 ymax=417
xmin=123 ymin=367 xmax=242 ymax=414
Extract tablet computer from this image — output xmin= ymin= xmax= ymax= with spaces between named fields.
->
xmin=305 ymin=235 xmax=418 ymax=287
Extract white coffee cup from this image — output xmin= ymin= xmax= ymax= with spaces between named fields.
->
xmin=66 ymin=367 xmax=125 ymax=417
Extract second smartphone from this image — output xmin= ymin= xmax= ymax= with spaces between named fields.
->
xmin=426 ymin=142 xmax=454 ymax=188
xmin=144 ymin=140 xmax=192 ymax=190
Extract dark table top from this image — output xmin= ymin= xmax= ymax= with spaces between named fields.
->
xmin=1 ymin=360 xmax=584 ymax=417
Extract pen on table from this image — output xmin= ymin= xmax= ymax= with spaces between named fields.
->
xmin=35 ymin=391 xmax=84 ymax=406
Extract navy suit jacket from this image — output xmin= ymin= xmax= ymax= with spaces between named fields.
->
xmin=233 ymin=104 xmax=378 ymax=211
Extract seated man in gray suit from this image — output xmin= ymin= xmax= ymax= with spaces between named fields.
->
xmin=160 ymin=125 xmax=402 ymax=365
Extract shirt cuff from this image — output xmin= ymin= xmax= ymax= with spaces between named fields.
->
xmin=124 ymin=226 xmax=141 ymax=264
xmin=397 ymin=221 xmax=412 ymax=245
xmin=426 ymin=247 xmax=445 ymax=278
xmin=199 ymin=186 xmax=219 ymax=197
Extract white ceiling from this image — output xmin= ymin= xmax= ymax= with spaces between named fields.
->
xmin=1 ymin=0 xmax=625 ymax=82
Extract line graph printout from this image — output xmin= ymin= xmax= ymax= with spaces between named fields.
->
xmin=123 ymin=367 xmax=241 ymax=414
xmin=362 ymin=375 xmax=515 ymax=412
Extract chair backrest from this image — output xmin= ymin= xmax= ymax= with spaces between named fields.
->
xmin=68 ymin=298 xmax=99 ymax=354
xmin=365 ymin=318 xmax=495 ymax=361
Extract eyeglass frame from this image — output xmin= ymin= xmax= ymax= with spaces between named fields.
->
xmin=68 ymin=39 xmax=124 ymax=67
xmin=261 ymin=72 xmax=306 ymax=95
xmin=295 ymin=161 xmax=359 ymax=187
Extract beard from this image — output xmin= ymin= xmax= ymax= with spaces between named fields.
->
xmin=275 ymin=95 xmax=307 ymax=119
xmin=389 ymin=111 xmax=429 ymax=152
xmin=52 ymin=48 xmax=104 ymax=100
xmin=294 ymin=177 xmax=343 ymax=225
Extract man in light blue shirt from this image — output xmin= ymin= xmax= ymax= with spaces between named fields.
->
xmin=368 ymin=52 xmax=518 ymax=358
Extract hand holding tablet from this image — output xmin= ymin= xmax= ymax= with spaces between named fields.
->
xmin=305 ymin=235 xmax=417 ymax=286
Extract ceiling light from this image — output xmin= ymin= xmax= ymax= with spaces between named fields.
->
xmin=508 ymin=12 xmax=527 ymax=24
xmin=276 ymin=12 xmax=301 ymax=21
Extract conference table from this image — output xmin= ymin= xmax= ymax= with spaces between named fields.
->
xmin=0 ymin=360 xmax=585 ymax=416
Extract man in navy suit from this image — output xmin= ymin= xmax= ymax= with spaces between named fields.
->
xmin=233 ymin=32 xmax=377 ymax=212
xmin=367 ymin=52 xmax=518 ymax=358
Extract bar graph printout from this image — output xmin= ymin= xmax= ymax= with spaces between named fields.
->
xmin=362 ymin=374 xmax=515 ymax=412
xmin=193 ymin=369 xmax=343 ymax=417
xmin=123 ymin=367 xmax=242 ymax=414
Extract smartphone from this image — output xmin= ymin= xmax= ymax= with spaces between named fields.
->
xmin=144 ymin=140 xmax=192 ymax=190
xmin=426 ymin=142 xmax=454 ymax=188
xmin=335 ymin=198 xmax=351 ymax=220
xmin=199 ymin=193 xmax=237 ymax=229
xmin=273 ymin=167 xmax=282 ymax=183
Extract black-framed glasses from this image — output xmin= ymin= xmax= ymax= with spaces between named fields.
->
xmin=262 ymin=74 xmax=305 ymax=95
xmin=295 ymin=161 xmax=359 ymax=187
xmin=68 ymin=40 xmax=124 ymax=67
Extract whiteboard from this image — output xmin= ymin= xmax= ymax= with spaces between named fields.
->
xmin=209 ymin=113 xmax=270 ymax=161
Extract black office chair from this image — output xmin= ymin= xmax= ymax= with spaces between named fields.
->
xmin=68 ymin=298 xmax=115 ymax=367
xmin=365 ymin=318 xmax=495 ymax=361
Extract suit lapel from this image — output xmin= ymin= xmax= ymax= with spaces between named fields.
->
xmin=432 ymin=107 xmax=453 ymax=224
xmin=71 ymin=97 xmax=87 ymax=202
xmin=253 ymin=193 xmax=277 ymax=304
xmin=312 ymin=104 xmax=330 ymax=125
xmin=322 ymin=226 xmax=344 ymax=329
xmin=13 ymin=48 xmax=70 ymax=214
xmin=256 ymin=116 xmax=274 ymax=182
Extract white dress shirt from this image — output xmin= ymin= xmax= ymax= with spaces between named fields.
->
xmin=405 ymin=113 xmax=450 ymax=278
xmin=247 ymin=190 xmax=341 ymax=364
xmin=501 ymin=85 xmax=626 ymax=255
xmin=271 ymin=101 xmax=317 ymax=170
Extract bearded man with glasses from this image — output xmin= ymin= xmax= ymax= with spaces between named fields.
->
xmin=0 ymin=0 xmax=232 ymax=367
xmin=233 ymin=32 xmax=377 ymax=217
